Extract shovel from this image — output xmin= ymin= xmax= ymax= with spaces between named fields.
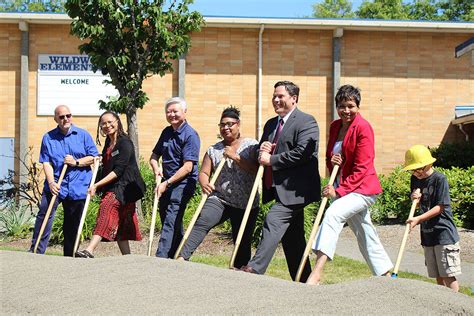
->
xmin=147 ymin=176 xmax=162 ymax=256
xmin=72 ymin=158 xmax=100 ymax=257
xmin=295 ymin=165 xmax=340 ymax=282
xmin=33 ymin=164 xmax=68 ymax=254
xmin=229 ymin=165 xmax=264 ymax=268
xmin=391 ymin=191 xmax=419 ymax=278
xmin=173 ymin=158 xmax=227 ymax=259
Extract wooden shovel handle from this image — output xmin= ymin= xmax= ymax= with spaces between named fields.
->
xmin=173 ymin=158 xmax=227 ymax=259
xmin=72 ymin=158 xmax=101 ymax=257
xmin=295 ymin=165 xmax=340 ymax=282
xmin=229 ymin=165 xmax=264 ymax=268
xmin=33 ymin=164 xmax=68 ymax=254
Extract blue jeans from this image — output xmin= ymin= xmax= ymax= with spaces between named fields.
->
xmin=30 ymin=192 xmax=85 ymax=256
xmin=156 ymin=182 xmax=195 ymax=258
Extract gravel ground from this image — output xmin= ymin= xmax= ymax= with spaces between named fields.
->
xmin=1 ymin=251 xmax=473 ymax=315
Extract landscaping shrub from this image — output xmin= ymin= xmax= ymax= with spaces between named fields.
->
xmin=49 ymin=195 xmax=100 ymax=244
xmin=0 ymin=200 xmax=35 ymax=239
xmin=371 ymin=166 xmax=412 ymax=224
xmin=440 ymin=166 xmax=474 ymax=228
xmin=430 ymin=142 xmax=474 ymax=169
xmin=139 ymin=159 xmax=157 ymax=230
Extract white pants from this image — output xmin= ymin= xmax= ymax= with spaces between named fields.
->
xmin=312 ymin=193 xmax=393 ymax=276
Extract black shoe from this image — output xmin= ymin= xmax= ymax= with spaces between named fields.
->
xmin=75 ymin=250 xmax=94 ymax=258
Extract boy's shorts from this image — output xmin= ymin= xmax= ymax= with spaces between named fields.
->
xmin=424 ymin=242 xmax=462 ymax=278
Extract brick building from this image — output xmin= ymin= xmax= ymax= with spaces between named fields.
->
xmin=1 ymin=13 xmax=473 ymax=181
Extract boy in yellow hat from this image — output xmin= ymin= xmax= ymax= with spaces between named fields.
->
xmin=403 ymin=145 xmax=461 ymax=292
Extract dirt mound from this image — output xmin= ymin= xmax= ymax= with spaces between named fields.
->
xmin=1 ymin=251 xmax=473 ymax=314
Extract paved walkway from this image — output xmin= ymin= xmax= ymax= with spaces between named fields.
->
xmin=335 ymin=237 xmax=474 ymax=288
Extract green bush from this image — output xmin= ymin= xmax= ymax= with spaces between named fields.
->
xmin=0 ymin=200 xmax=35 ymax=239
xmin=430 ymin=142 xmax=474 ymax=169
xmin=371 ymin=166 xmax=474 ymax=228
xmin=49 ymin=196 xmax=100 ymax=244
xmin=139 ymin=158 xmax=158 ymax=230
xmin=371 ymin=166 xmax=412 ymax=224
xmin=440 ymin=166 xmax=474 ymax=228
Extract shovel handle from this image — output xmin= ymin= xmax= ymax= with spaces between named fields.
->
xmin=391 ymin=196 xmax=419 ymax=277
xmin=295 ymin=165 xmax=339 ymax=282
xmin=33 ymin=164 xmax=68 ymax=254
xmin=72 ymin=158 xmax=100 ymax=257
xmin=229 ymin=165 xmax=264 ymax=268
xmin=173 ymin=158 xmax=227 ymax=259
xmin=147 ymin=177 xmax=162 ymax=257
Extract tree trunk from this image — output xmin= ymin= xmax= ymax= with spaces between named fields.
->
xmin=126 ymin=108 xmax=144 ymax=221
xmin=126 ymin=108 xmax=140 ymax=163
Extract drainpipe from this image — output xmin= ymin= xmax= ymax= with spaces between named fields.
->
xmin=19 ymin=21 xmax=29 ymax=188
xmin=178 ymin=53 xmax=186 ymax=98
xmin=332 ymin=28 xmax=343 ymax=121
xmin=457 ymin=124 xmax=469 ymax=142
xmin=257 ymin=24 xmax=265 ymax=139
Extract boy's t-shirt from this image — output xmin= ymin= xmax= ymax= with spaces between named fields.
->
xmin=410 ymin=170 xmax=459 ymax=247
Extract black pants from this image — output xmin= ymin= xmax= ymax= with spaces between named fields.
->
xmin=247 ymin=201 xmax=312 ymax=282
xmin=30 ymin=192 xmax=85 ymax=256
xmin=179 ymin=197 xmax=259 ymax=269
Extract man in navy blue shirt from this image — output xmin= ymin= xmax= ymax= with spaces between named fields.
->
xmin=30 ymin=105 xmax=99 ymax=256
xmin=150 ymin=97 xmax=200 ymax=258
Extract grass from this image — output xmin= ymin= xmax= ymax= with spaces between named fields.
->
xmin=191 ymin=253 xmax=473 ymax=297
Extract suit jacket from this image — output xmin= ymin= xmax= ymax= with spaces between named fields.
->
xmin=326 ymin=113 xmax=382 ymax=197
xmin=261 ymin=108 xmax=321 ymax=206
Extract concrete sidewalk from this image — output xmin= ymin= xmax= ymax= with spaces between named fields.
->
xmin=335 ymin=237 xmax=474 ymax=288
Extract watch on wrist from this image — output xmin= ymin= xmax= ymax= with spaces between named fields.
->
xmin=75 ymin=160 xmax=79 ymax=167
xmin=167 ymin=180 xmax=172 ymax=188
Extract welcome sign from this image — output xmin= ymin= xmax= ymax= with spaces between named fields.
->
xmin=37 ymin=54 xmax=118 ymax=116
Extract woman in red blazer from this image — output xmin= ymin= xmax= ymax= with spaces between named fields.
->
xmin=307 ymin=85 xmax=393 ymax=285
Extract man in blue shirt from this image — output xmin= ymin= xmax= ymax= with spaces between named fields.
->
xmin=150 ymin=97 xmax=200 ymax=258
xmin=30 ymin=105 xmax=99 ymax=256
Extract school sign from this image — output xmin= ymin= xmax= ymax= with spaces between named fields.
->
xmin=37 ymin=54 xmax=117 ymax=116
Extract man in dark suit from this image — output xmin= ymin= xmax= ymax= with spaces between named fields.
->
xmin=241 ymin=81 xmax=321 ymax=282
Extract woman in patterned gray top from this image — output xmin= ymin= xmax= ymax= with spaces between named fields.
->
xmin=177 ymin=106 xmax=260 ymax=268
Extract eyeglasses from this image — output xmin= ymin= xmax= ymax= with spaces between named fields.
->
xmin=101 ymin=120 xmax=117 ymax=128
xmin=411 ymin=166 xmax=425 ymax=173
xmin=58 ymin=114 xmax=72 ymax=120
xmin=218 ymin=121 xmax=238 ymax=129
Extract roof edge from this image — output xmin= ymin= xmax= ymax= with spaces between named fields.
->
xmin=0 ymin=13 xmax=473 ymax=33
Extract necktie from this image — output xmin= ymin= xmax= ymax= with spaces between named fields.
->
xmin=264 ymin=119 xmax=283 ymax=189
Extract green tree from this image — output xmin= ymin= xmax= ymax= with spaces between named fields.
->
xmin=407 ymin=0 xmax=439 ymax=21
xmin=65 ymin=0 xmax=203 ymax=158
xmin=357 ymin=0 xmax=410 ymax=20
xmin=0 ymin=0 xmax=65 ymax=12
xmin=312 ymin=0 xmax=356 ymax=18
xmin=437 ymin=0 xmax=474 ymax=22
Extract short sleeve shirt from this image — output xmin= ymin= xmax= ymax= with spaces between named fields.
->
xmin=207 ymin=138 xmax=259 ymax=209
xmin=152 ymin=121 xmax=200 ymax=183
xmin=39 ymin=125 xmax=99 ymax=200
xmin=410 ymin=170 xmax=459 ymax=247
